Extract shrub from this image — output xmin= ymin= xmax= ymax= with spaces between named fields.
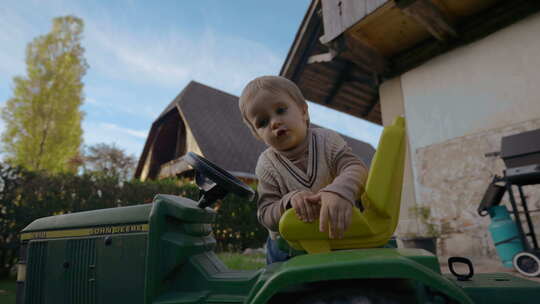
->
xmin=0 ymin=163 xmax=265 ymax=278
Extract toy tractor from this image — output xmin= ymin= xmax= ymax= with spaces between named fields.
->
xmin=17 ymin=117 xmax=540 ymax=303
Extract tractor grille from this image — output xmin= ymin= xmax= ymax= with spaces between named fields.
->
xmin=25 ymin=241 xmax=47 ymax=304
xmin=65 ymin=238 xmax=97 ymax=304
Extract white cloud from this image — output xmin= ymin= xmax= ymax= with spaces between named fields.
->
xmin=82 ymin=89 xmax=162 ymax=121
xmin=84 ymin=23 xmax=281 ymax=94
xmin=1 ymin=1 xmax=282 ymax=110
xmin=85 ymin=97 xmax=98 ymax=105
xmin=83 ymin=121 xmax=147 ymax=157
xmin=87 ymin=25 xmax=190 ymax=87
xmin=1 ymin=0 xmax=380 ymax=159
xmin=99 ymin=123 xmax=147 ymax=139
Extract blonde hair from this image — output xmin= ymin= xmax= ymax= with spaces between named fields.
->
xmin=239 ymin=76 xmax=309 ymax=138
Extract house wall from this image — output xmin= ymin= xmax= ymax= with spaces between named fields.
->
xmin=381 ymin=12 xmax=540 ymax=257
xmin=401 ymin=12 xmax=540 ymax=150
xmin=179 ymin=110 xmax=204 ymax=157
xmin=156 ymin=109 xmax=204 ymax=179
xmin=379 ymin=77 xmax=419 ymax=238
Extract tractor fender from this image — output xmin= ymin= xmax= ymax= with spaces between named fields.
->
xmin=246 ymin=249 xmax=474 ymax=304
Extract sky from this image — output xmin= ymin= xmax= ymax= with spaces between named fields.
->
xmin=0 ymin=0 xmax=382 ymax=159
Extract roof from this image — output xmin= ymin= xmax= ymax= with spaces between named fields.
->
xmin=281 ymin=0 xmax=540 ymax=124
xmin=280 ymin=0 xmax=383 ymax=125
xmin=135 ymin=81 xmax=376 ymax=179
xmin=175 ymin=81 xmax=267 ymax=174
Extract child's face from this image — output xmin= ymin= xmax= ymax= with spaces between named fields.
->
xmin=246 ymin=90 xmax=308 ymax=151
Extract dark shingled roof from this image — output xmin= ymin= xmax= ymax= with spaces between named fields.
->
xmin=176 ymin=81 xmax=267 ymax=174
xmin=136 ymin=81 xmax=375 ymax=179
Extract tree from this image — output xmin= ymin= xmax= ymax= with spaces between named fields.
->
xmin=83 ymin=143 xmax=137 ymax=181
xmin=1 ymin=15 xmax=88 ymax=173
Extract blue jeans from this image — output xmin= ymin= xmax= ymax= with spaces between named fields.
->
xmin=266 ymin=237 xmax=290 ymax=264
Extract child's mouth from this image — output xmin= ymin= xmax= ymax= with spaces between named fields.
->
xmin=276 ymin=129 xmax=287 ymax=137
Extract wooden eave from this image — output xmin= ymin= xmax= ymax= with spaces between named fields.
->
xmin=280 ymin=0 xmax=383 ymax=125
xmin=281 ymin=0 xmax=540 ymax=125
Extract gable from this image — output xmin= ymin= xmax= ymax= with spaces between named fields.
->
xmin=135 ymin=81 xmax=375 ymax=181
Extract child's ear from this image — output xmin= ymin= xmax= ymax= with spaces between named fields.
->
xmin=301 ymin=103 xmax=308 ymax=114
xmin=301 ymin=103 xmax=309 ymax=124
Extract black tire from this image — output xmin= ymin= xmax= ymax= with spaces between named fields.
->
xmin=513 ymin=251 xmax=540 ymax=277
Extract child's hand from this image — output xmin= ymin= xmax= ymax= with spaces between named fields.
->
xmin=311 ymin=192 xmax=352 ymax=239
xmin=290 ymin=190 xmax=320 ymax=222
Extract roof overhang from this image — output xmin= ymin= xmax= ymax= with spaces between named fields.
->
xmin=281 ymin=0 xmax=540 ymax=125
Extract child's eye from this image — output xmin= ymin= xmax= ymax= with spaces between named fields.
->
xmin=276 ymin=107 xmax=287 ymax=115
xmin=256 ymin=118 xmax=268 ymax=128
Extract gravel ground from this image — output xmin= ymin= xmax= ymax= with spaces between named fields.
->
xmin=438 ymin=256 xmax=540 ymax=282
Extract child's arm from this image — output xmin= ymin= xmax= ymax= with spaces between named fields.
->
xmin=257 ymin=175 xmax=320 ymax=231
xmin=322 ymin=149 xmax=368 ymax=204
xmin=318 ymin=130 xmax=369 ymax=238
xmin=318 ymin=191 xmax=352 ymax=239
xmin=256 ymin=176 xmax=300 ymax=232
xmin=256 ymin=156 xmax=318 ymax=231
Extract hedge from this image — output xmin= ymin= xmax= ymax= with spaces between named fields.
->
xmin=0 ymin=163 xmax=266 ymax=278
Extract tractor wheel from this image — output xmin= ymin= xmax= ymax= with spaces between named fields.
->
xmin=296 ymin=288 xmax=401 ymax=304
xmin=513 ymin=251 xmax=540 ymax=277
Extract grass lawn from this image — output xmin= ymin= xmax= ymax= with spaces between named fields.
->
xmin=0 ymin=279 xmax=16 ymax=304
xmin=217 ymin=252 xmax=266 ymax=270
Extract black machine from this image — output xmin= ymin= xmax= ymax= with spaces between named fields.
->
xmin=478 ymin=128 xmax=540 ymax=276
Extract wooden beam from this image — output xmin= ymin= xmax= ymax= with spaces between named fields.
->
xmin=339 ymin=83 xmax=377 ymax=101
xmin=363 ymin=95 xmax=379 ymax=118
xmin=390 ymin=0 xmax=540 ymax=77
xmin=320 ymin=0 xmax=388 ymax=44
xmin=345 ymin=36 xmax=388 ymax=75
xmin=292 ymin=12 xmax=324 ymax=83
xmin=348 ymin=71 xmax=378 ymax=87
xmin=325 ymin=62 xmax=352 ymax=104
xmin=325 ymin=34 xmax=389 ymax=75
xmin=281 ymin=0 xmax=321 ymax=79
xmin=396 ymin=0 xmax=457 ymax=41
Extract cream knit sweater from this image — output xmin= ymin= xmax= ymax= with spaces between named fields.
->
xmin=255 ymin=127 xmax=368 ymax=238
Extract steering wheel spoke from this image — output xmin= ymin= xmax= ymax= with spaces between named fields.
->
xmin=183 ymin=152 xmax=255 ymax=208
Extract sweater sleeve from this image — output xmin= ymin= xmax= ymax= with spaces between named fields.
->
xmin=255 ymin=154 xmax=299 ymax=232
xmin=320 ymin=130 xmax=369 ymax=204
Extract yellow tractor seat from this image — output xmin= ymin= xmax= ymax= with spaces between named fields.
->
xmin=278 ymin=116 xmax=406 ymax=254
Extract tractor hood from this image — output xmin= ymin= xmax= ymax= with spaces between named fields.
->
xmin=20 ymin=194 xmax=216 ymax=238
xmin=21 ymin=203 xmax=153 ymax=233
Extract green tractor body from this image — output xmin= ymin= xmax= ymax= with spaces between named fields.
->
xmin=18 ymin=118 xmax=540 ymax=303
xmin=18 ymin=194 xmax=540 ymax=304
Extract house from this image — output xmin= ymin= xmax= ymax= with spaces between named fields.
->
xmin=281 ymin=0 xmax=540 ymax=257
xmin=135 ymin=81 xmax=376 ymax=183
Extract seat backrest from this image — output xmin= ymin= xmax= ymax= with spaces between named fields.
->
xmin=362 ymin=116 xmax=406 ymax=219
xmin=278 ymin=116 xmax=406 ymax=253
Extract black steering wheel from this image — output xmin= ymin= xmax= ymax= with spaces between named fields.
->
xmin=183 ymin=152 xmax=255 ymax=208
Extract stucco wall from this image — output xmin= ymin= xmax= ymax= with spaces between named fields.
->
xmin=401 ymin=12 xmax=540 ymax=150
xmin=416 ymin=118 xmax=540 ymax=258
xmin=395 ymin=12 xmax=540 ymax=257
xmin=379 ymin=77 xmax=419 ymax=237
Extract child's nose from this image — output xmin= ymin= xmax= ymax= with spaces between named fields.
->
xmin=271 ymin=118 xmax=282 ymax=129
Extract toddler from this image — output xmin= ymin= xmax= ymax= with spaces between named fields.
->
xmin=239 ymin=76 xmax=368 ymax=263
